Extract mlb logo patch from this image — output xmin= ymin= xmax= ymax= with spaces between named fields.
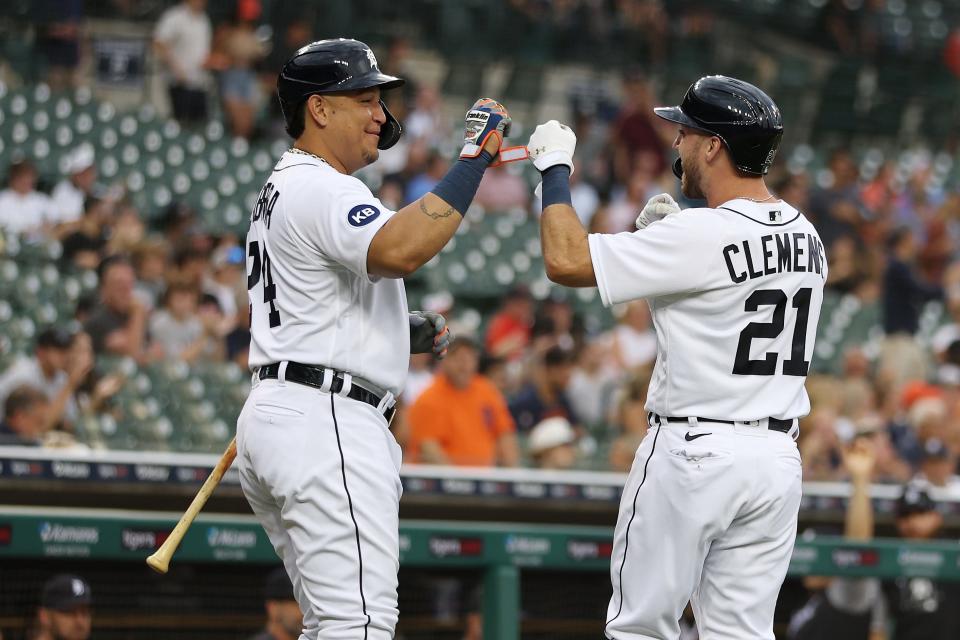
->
xmin=769 ymin=210 xmax=782 ymax=223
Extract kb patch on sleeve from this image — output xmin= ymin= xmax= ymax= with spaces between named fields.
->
xmin=347 ymin=204 xmax=381 ymax=227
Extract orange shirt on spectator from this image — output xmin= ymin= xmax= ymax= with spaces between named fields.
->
xmin=485 ymin=313 xmax=531 ymax=361
xmin=408 ymin=373 xmax=515 ymax=466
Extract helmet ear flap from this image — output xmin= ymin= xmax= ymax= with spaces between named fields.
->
xmin=377 ymin=99 xmax=402 ymax=150
xmin=672 ymin=157 xmax=683 ymax=179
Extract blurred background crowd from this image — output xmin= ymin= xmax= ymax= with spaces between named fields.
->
xmin=1 ymin=0 xmax=960 ymax=492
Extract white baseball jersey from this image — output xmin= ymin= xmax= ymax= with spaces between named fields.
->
xmin=246 ymin=150 xmax=409 ymax=394
xmin=239 ymin=149 xmax=408 ymax=639
xmin=589 ymin=198 xmax=826 ymax=420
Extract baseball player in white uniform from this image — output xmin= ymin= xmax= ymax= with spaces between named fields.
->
xmin=236 ymin=39 xmax=516 ymax=639
xmin=526 ymin=76 xmax=826 ymax=639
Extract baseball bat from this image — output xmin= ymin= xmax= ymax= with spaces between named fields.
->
xmin=146 ymin=437 xmax=237 ymax=574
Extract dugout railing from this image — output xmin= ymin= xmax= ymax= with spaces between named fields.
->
xmin=1 ymin=506 xmax=960 ymax=639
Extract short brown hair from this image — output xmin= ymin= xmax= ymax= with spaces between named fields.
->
xmin=5 ymin=385 xmax=46 ymax=419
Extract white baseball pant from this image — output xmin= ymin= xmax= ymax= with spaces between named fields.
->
xmin=605 ymin=418 xmax=802 ymax=640
xmin=237 ymin=375 xmax=403 ymax=639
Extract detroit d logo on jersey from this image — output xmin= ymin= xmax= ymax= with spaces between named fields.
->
xmin=348 ymin=204 xmax=381 ymax=227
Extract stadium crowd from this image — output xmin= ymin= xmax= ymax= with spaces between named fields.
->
xmin=0 ymin=0 xmax=958 ymax=498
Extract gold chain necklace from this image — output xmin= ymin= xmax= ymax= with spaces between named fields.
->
xmin=288 ymin=147 xmax=329 ymax=165
xmin=737 ymin=194 xmax=779 ymax=203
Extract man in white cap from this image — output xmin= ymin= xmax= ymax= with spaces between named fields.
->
xmin=528 ymin=416 xmax=579 ymax=470
xmin=50 ymin=144 xmax=97 ymax=226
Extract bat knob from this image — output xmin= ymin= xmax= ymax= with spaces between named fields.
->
xmin=146 ymin=553 xmax=170 ymax=574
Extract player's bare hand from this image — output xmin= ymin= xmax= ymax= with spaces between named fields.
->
xmin=841 ymin=437 xmax=875 ymax=482
xmin=635 ymin=193 xmax=681 ymax=230
xmin=461 ymin=98 xmax=511 ymax=162
xmin=409 ymin=311 xmax=450 ymax=359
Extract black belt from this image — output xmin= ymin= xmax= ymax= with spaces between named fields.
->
xmin=258 ymin=362 xmax=395 ymax=422
xmin=650 ymin=413 xmax=794 ymax=434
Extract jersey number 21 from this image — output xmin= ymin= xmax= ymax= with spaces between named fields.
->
xmin=733 ymin=287 xmax=812 ymax=376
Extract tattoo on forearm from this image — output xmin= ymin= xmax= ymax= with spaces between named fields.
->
xmin=419 ymin=200 xmax=456 ymax=220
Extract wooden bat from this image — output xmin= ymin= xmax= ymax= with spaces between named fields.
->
xmin=146 ymin=437 xmax=237 ymax=574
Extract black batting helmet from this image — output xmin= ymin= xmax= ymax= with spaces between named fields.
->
xmin=654 ymin=75 xmax=783 ymax=178
xmin=277 ymin=38 xmax=405 ymax=149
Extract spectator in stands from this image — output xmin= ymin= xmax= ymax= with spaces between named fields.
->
xmin=568 ymin=340 xmax=618 ymax=427
xmin=814 ymin=0 xmax=862 ymax=55
xmin=607 ymin=300 xmax=657 ymax=374
xmin=210 ymin=0 xmax=268 ymax=139
xmin=59 ymin=197 xmax=110 ymax=267
xmin=33 ymin=574 xmax=92 ymax=640
xmin=605 ymin=164 xmax=660 ymax=233
xmin=405 ymin=85 xmax=447 ymax=146
xmin=799 ymin=407 xmax=845 ymax=481
xmin=106 ymin=203 xmax=146 ymax=256
xmin=407 ymin=337 xmax=519 ymax=467
xmin=405 ymin=353 xmax=435 ymax=405
xmin=611 ymin=71 xmax=668 ymax=184
xmin=198 ymin=293 xmax=228 ymax=361
xmin=0 ymin=327 xmax=90 ymax=431
xmin=226 ymin=297 xmax=251 ymax=368
xmin=473 ymin=164 xmax=530 ymax=212
xmin=509 ymin=346 xmax=579 ymax=433
xmin=808 ymin=149 xmax=868 ymax=250
xmin=131 ymin=239 xmax=169 ymax=310
xmin=49 ymin=144 xmax=97 ymax=227
xmin=158 ymin=201 xmax=200 ymax=248
xmin=879 ymin=227 xmax=942 ymax=387
xmin=609 ymin=369 xmax=652 ymax=472
xmin=0 ymin=159 xmax=54 ymax=236
xmin=205 ymin=244 xmax=245 ymax=333
xmin=0 ymin=386 xmax=50 ymax=447
xmin=825 ymin=235 xmax=869 ymax=295
xmin=32 ymin=1 xmax=83 ymax=90
xmin=916 ymin=438 xmax=960 ymax=498
xmin=154 ymin=0 xmax=212 ymax=124
xmin=532 ymin=293 xmax=579 ymax=352
xmin=485 ymin=285 xmax=534 ymax=361
xmin=786 ymin=438 xmax=885 ymax=640
xmin=150 ymin=281 xmax=221 ymax=363
xmin=84 ymin=256 xmax=152 ymax=361
xmin=173 ymin=246 xmax=211 ymax=284
xmin=406 ymin=150 xmax=448 ymax=204
xmin=528 ymin=416 xmax=579 ymax=470
xmin=248 ymin=566 xmax=302 ymax=640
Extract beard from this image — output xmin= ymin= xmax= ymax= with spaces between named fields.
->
xmin=361 ymin=146 xmax=379 ymax=166
xmin=680 ymin=158 xmax=705 ymax=200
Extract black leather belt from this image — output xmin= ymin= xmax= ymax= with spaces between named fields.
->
xmin=650 ymin=413 xmax=794 ymax=434
xmin=258 ymin=362 xmax=395 ymax=422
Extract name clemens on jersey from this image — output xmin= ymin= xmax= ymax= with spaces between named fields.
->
xmin=251 ymin=182 xmax=279 ymax=229
xmin=722 ymin=232 xmax=825 ymax=284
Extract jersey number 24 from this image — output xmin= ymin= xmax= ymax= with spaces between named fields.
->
xmin=247 ymin=240 xmax=281 ymax=328
xmin=733 ymin=287 xmax=812 ymax=376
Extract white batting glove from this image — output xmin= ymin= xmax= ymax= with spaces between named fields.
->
xmin=635 ymin=193 xmax=681 ymax=230
xmin=528 ymin=120 xmax=577 ymax=174
xmin=528 ymin=120 xmax=576 ymax=199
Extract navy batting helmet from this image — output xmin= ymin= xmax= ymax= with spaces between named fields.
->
xmin=277 ymin=39 xmax=405 ymax=149
xmin=654 ymin=75 xmax=783 ymax=178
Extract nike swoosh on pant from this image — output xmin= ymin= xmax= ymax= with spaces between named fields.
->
xmin=684 ymin=432 xmax=711 ymax=441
